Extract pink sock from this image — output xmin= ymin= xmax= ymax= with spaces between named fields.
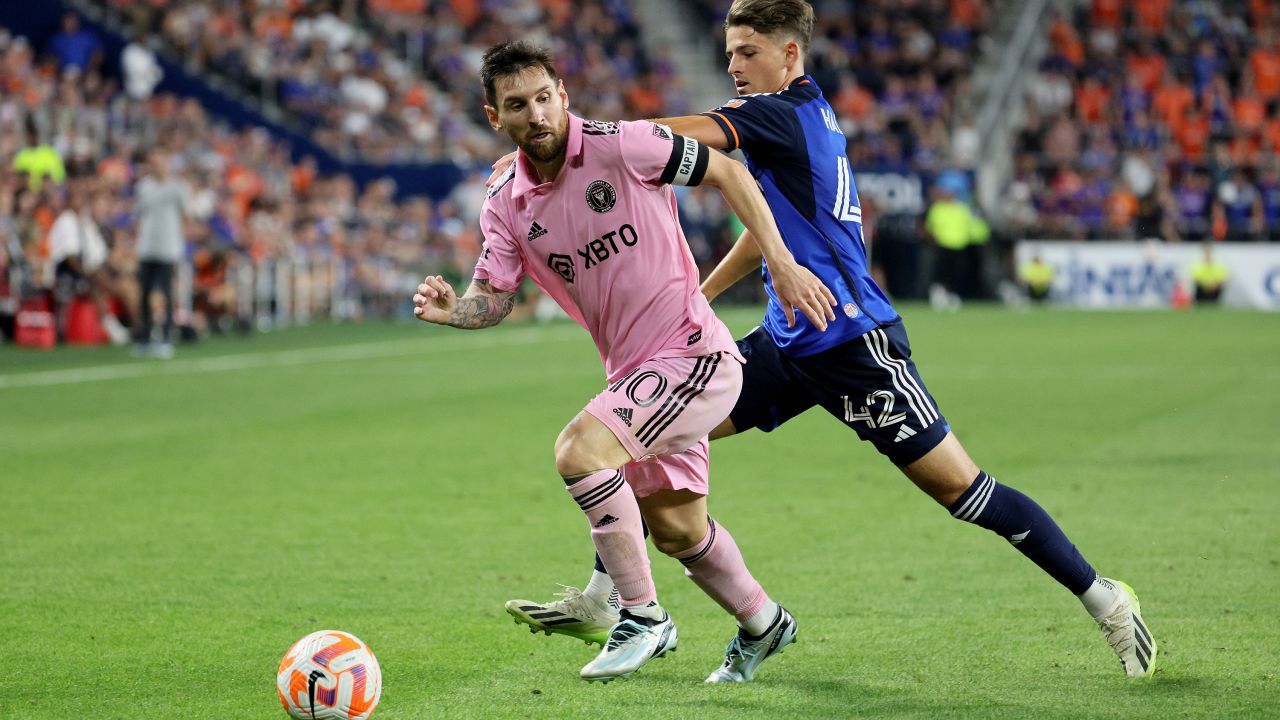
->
xmin=566 ymin=469 xmax=654 ymax=606
xmin=670 ymin=517 xmax=768 ymax=622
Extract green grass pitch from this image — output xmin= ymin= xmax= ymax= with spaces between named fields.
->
xmin=2 ymin=305 xmax=1277 ymax=719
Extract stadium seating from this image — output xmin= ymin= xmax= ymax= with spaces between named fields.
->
xmin=0 ymin=0 xmax=1009 ymax=348
xmin=105 ymin=0 xmax=686 ymax=165
xmin=1012 ymin=0 xmax=1280 ymax=242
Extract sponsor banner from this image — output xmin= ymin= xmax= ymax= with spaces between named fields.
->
xmin=852 ymin=169 xmax=926 ymax=215
xmin=852 ymin=168 xmax=975 ymax=216
xmin=1015 ymin=241 xmax=1280 ymax=310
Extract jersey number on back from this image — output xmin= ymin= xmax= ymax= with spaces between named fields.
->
xmin=834 ymin=156 xmax=862 ymax=225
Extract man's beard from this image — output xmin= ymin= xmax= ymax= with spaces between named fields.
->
xmin=519 ymin=128 xmax=568 ymax=163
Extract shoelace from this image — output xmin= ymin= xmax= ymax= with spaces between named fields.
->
xmin=605 ymin=620 xmax=648 ymax=651
xmin=1097 ymin=609 xmax=1133 ymax=650
xmin=721 ymin=636 xmax=745 ymax=667
xmin=546 ymin=584 xmax=609 ymax=620
xmin=549 ymin=584 xmax=585 ymax=605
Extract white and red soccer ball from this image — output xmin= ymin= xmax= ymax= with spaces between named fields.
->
xmin=277 ymin=630 xmax=381 ymax=720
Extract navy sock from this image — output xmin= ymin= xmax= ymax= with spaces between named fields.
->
xmin=948 ymin=471 xmax=1096 ymax=594
xmin=594 ymin=521 xmax=649 ymax=572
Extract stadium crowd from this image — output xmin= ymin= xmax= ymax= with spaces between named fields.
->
xmin=96 ymin=0 xmax=992 ymax=176
xmin=691 ymin=0 xmax=990 ymax=173
xmin=25 ymin=0 xmax=1258 ymax=348
xmin=1010 ymin=0 xmax=1280 ymax=242
xmin=0 ymin=21 xmax=482 ymax=348
xmin=104 ymin=0 xmax=687 ymax=164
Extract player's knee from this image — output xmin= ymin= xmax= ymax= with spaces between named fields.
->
xmin=652 ymin=528 xmax=702 ymax=556
xmin=649 ymin=517 xmax=709 ymax=556
xmin=553 ymin=427 xmax=600 ymax=478
xmin=553 ymin=433 xmax=583 ymax=478
xmin=933 ymin=476 xmax=973 ymax=508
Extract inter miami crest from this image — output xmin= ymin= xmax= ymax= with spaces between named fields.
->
xmin=586 ymin=180 xmax=617 ymax=213
xmin=547 ymin=253 xmax=576 ymax=283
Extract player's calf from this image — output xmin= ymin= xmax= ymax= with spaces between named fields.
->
xmin=948 ymin=471 xmax=1157 ymax=677
xmin=947 ymin=471 xmax=1096 ymax=594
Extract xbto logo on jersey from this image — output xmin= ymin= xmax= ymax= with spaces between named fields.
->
xmin=586 ymin=179 xmax=617 ymax=213
xmin=547 ymin=253 xmax=576 ymax=283
xmin=577 ymin=224 xmax=637 ymax=269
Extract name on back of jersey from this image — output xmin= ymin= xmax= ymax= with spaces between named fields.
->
xmin=820 ymin=107 xmax=841 ymax=134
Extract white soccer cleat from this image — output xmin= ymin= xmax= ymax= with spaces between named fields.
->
xmin=705 ymin=606 xmax=797 ymax=683
xmin=504 ymin=585 xmax=618 ymax=646
xmin=1096 ymin=578 xmax=1157 ymax=678
xmin=579 ymin=608 xmax=677 ymax=682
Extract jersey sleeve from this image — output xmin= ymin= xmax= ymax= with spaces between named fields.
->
xmin=700 ymin=94 xmax=795 ymax=153
xmin=618 ymin=120 xmax=710 ymax=188
xmin=473 ymin=200 xmax=525 ymax=293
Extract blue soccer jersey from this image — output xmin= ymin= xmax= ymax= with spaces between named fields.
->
xmin=702 ymin=75 xmax=898 ymax=357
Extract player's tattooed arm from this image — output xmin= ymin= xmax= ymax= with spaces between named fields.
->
xmin=412 ymin=277 xmax=515 ymax=329
xmin=448 ymin=280 xmax=516 ymax=329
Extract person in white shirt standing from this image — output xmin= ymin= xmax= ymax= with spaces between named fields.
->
xmin=121 ymin=32 xmax=163 ymax=101
xmin=133 ymin=150 xmax=186 ymax=358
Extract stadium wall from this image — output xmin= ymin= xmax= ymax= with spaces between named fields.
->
xmin=1014 ymin=242 xmax=1280 ymax=310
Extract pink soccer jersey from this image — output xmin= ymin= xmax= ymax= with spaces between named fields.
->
xmin=476 ymin=112 xmax=742 ymax=381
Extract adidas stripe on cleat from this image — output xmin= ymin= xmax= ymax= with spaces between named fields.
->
xmin=1095 ymin=578 xmax=1157 ymax=678
xmin=504 ymin=585 xmax=618 ymax=646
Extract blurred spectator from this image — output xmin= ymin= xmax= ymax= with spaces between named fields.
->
xmin=47 ymin=181 xmax=130 ymax=344
xmin=1017 ymin=250 xmax=1054 ymax=302
xmin=47 ymin=12 xmax=102 ymax=73
xmin=0 ymin=221 xmax=15 ymax=341
xmin=1190 ymin=243 xmax=1228 ymax=303
xmin=1213 ymin=167 xmax=1264 ymax=241
xmin=122 ymin=33 xmax=163 ymax=100
xmin=133 ymin=149 xmax=187 ymax=358
xmin=924 ymin=182 xmax=985 ymax=309
xmin=12 ymin=122 xmax=66 ymax=192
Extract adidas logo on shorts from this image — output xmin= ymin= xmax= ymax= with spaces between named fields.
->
xmin=613 ymin=407 xmax=633 ymax=426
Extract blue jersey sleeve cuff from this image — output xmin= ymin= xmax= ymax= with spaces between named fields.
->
xmin=700 ymin=111 xmax=740 ymax=152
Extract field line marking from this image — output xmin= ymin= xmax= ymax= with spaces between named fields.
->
xmin=0 ymin=327 xmax=582 ymax=390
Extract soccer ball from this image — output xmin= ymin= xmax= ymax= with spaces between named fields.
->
xmin=277 ymin=630 xmax=382 ymax=720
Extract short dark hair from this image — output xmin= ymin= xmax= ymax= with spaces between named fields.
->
xmin=481 ymin=41 xmax=558 ymax=107
xmin=724 ymin=0 xmax=815 ymax=56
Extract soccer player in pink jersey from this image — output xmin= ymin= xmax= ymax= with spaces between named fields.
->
xmin=412 ymin=41 xmax=835 ymax=682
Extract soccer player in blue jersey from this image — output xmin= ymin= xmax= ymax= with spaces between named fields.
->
xmin=504 ymin=0 xmax=1156 ymax=680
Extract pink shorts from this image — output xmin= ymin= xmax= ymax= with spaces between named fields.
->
xmin=584 ymin=351 xmax=743 ymax=497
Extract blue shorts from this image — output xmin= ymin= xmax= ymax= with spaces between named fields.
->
xmin=729 ymin=322 xmax=950 ymax=466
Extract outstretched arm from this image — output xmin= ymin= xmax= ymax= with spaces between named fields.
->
xmin=698 ymin=150 xmax=837 ymax=329
xmin=648 ymin=115 xmax=731 ymax=150
xmin=413 ymin=277 xmax=516 ymax=329
xmin=701 ymin=229 xmax=762 ymax=303
xmin=486 ymin=114 xmax=732 ymax=185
